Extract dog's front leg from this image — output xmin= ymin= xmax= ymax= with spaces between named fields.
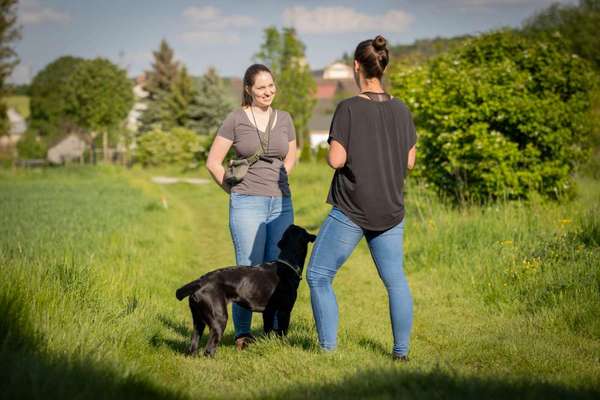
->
xmin=274 ymin=310 xmax=291 ymax=336
xmin=263 ymin=307 xmax=277 ymax=335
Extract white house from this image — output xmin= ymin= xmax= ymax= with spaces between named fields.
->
xmin=323 ymin=62 xmax=353 ymax=80
xmin=0 ymin=107 xmax=27 ymax=148
xmin=126 ymin=74 xmax=149 ymax=132
xmin=47 ymin=133 xmax=91 ymax=164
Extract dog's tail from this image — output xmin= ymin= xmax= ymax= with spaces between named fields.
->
xmin=175 ymin=279 xmax=203 ymax=301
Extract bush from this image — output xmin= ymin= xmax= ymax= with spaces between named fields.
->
xmin=16 ymin=132 xmax=47 ymax=159
xmin=391 ymin=30 xmax=597 ymax=203
xmin=135 ymin=128 xmax=205 ymax=167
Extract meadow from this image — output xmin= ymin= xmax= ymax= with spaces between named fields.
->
xmin=1 ymin=163 xmax=599 ymax=399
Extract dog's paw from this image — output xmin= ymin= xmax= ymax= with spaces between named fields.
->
xmin=203 ymin=349 xmax=216 ymax=358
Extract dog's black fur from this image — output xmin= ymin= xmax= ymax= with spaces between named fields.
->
xmin=175 ymin=224 xmax=316 ymax=357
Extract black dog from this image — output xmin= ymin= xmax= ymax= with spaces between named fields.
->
xmin=175 ymin=224 xmax=316 ymax=357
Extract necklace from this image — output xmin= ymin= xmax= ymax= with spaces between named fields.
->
xmin=250 ymin=106 xmax=271 ymax=152
xmin=250 ymin=106 xmax=270 ymax=131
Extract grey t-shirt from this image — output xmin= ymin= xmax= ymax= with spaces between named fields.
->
xmin=217 ymin=108 xmax=296 ymax=197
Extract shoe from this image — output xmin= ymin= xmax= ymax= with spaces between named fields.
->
xmin=392 ymin=353 xmax=409 ymax=362
xmin=235 ymin=333 xmax=256 ymax=351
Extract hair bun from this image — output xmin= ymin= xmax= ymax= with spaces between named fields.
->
xmin=372 ymin=35 xmax=387 ymax=51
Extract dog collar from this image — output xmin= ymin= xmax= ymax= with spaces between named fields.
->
xmin=276 ymin=259 xmax=302 ymax=279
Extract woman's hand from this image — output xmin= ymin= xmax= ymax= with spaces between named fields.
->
xmin=206 ymin=136 xmax=233 ymax=193
xmin=328 ymin=140 xmax=347 ymax=169
xmin=284 ymin=140 xmax=297 ymax=174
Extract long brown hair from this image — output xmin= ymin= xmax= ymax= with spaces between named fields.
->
xmin=241 ymin=64 xmax=273 ymax=107
xmin=354 ymin=35 xmax=389 ymax=80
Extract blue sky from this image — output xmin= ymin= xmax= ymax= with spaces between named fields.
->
xmin=11 ymin=0 xmax=577 ymax=83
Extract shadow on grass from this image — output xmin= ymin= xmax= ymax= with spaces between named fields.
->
xmin=357 ymin=336 xmax=389 ymax=357
xmin=152 ymin=314 xmax=262 ymax=355
xmin=262 ymin=368 xmax=600 ymax=400
xmin=0 ymin=293 xmax=183 ymax=400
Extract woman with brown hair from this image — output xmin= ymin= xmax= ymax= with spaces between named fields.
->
xmin=306 ymin=36 xmax=417 ymax=361
xmin=206 ymin=64 xmax=297 ymax=347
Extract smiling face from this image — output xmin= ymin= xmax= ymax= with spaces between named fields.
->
xmin=247 ymin=71 xmax=276 ymax=108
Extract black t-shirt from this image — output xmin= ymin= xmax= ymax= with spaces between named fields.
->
xmin=326 ymin=96 xmax=417 ymax=231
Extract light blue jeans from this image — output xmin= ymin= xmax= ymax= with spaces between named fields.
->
xmin=229 ymin=192 xmax=294 ymax=337
xmin=306 ymin=207 xmax=413 ymax=356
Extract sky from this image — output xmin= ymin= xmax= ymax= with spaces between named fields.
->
xmin=10 ymin=0 xmax=578 ymax=84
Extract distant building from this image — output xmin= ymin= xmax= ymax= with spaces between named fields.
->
xmin=0 ymin=107 xmax=27 ymax=148
xmin=308 ymin=62 xmax=358 ymax=148
xmin=126 ymin=74 xmax=149 ymax=132
xmin=322 ymin=62 xmax=354 ymax=80
xmin=47 ymin=132 xmax=91 ymax=164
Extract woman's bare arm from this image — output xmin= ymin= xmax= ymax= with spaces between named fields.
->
xmin=284 ymin=140 xmax=297 ymax=174
xmin=328 ymin=140 xmax=347 ymax=169
xmin=206 ymin=136 xmax=233 ymax=192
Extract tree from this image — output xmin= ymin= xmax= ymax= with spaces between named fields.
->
xmin=254 ymin=27 xmax=281 ymax=74
xmin=0 ymin=0 xmax=20 ymax=134
xmin=162 ymin=66 xmax=198 ymax=130
xmin=140 ymin=39 xmax=181 ymax=132
xmin=255 ymin=26 xmax=316 ymax=161
xmin=29 ymin=56 xmax=85 ymax=137
xmin=187 ymin=67 xmax=232 ymax=135
xmin=65 ymin=58 xmax=133 ymax=162
xmin=391 ymin=30 xmax=596 ymax=202
xmin=523 ymin=0 xmax=600 ymax=70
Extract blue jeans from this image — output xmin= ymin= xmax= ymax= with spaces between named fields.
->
xmin=229 ymin=192 xmax=294 ymax=337
xmin=306 ymin=207 xmax=413 ymax=356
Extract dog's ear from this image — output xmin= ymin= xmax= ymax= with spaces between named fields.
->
xmin=307 ymin=233 xmax=317 ymax=243
xmin=278 ymin=235 xmax=290 ymax=249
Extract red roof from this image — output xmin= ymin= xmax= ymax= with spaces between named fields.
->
xmin=316 ymin=83 xmax=337 ymax=99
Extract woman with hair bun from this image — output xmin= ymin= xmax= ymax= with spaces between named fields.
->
xmin=306 ymin=35 xmax=417 ymax=361
xmin=206 ymin=64 xmax=297 ymax=348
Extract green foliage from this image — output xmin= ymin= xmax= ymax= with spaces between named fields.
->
xmin=255 ymin=26 xmax=316 ymax=160
xmin=16 ymin=131 xmax=47 ymax=159
xmin=3 ymin=95 xmax=29 ymax=119
xmin=254 ymin=27 xmax=282 ymax=74
xmin=390 ymin=35 xmax=472 ymax=66
xmin=30 ymin=56 xmax=85 ymax=136
xmin=187 ymin=68 xmax=232 ymax=135
xmin=65 ymin=58 xmax=133 ymax=131
xmin=0 ymin=0 xmax=20 ymax=134
xmin=523 ymin=0 xmax=600 ymax=70
xmin=135 ymin=127 xmax=204 ymax=167
xmin=140 ymin=40 xmax=186 ymax=132
xmin=162 ymin=66 xmax=198 ymax=130
xmin=391 ymin=30 xmax=596 ymax=202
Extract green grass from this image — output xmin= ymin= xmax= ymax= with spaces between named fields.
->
xmin=1 ymin=164 xmax=599 ymax=399
xmin=3 ymin=95 xmax=30 ymax=119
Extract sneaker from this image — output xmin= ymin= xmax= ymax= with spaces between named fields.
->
xmin=235 ymin=333 xmax=256 ymax=351
xmin=392 ymin=353 xmax=409 ymax=362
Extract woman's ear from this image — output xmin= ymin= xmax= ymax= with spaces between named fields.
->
xmin=354 ymin=60 xmax=360 ymax=73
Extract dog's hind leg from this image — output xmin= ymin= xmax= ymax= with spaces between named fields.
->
xmin=188 ymin=302 xmax=206 ymax=355
xmin=203 ymin=299 xmax=228 ymax=357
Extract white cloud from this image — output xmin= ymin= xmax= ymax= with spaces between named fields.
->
xmin=282 ymin=6 xmax=414 ymax=34
xmin=19 ymin=0 xmax=70 ymax=25
xmin=452 ymin=0 xmax=567 ymax=8
xmin=180 ymin=31 xmax=240 ymax=45
xmin=183 ymin=5 xmax=256 ymax=28
xmin=180 ymin=6 xmax=255 ymax=45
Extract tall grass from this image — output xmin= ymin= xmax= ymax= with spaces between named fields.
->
xmin=0 ymin=164 xmax=599 ymax=399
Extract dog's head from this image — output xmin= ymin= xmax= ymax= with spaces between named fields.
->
xmin=277 ymin=224 xmax=316 ymax=271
